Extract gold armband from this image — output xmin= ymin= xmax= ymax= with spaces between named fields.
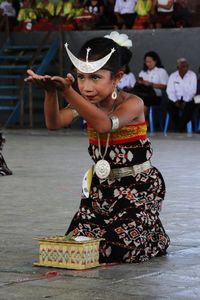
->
xmin=67 ymin=105 xmax=79 ymax=120
xmin=71 ymin=108 xmax=79 ymax=119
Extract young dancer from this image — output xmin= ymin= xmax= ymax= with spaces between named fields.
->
xmin=25 ymin=31 xmax=170 ymax=263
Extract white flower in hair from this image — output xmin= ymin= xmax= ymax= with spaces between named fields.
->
xmin=104 ymin=31 xmax=132 ymax=49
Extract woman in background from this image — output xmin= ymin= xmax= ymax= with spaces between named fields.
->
xmin=137 ymin=51 xmax=168 ymax=114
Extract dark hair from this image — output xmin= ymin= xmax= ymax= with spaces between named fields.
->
xmin=143 ymin=51 xmax=164 ymax=71
xmin=123 ymin=64 xmax=131 ymax=74
xmin=78 ymin=37 xmax=132 ymax=74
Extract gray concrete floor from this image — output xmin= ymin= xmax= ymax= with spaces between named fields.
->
xmin=1 ymin=129 xmax=200 ymax=300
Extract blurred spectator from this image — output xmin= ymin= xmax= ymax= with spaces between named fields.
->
xmin=36 ymin=0 xmax=56 ymax=17
xmin=194 ymin=66 xmax=200 ymax=132
xmin=12 ymin=0 xmax=21 ymax=16
xmin=0 ymin=0 xmax=17 ymax=31
xmin=101 ymin=0 xmax=117 ymax=29
xmin=114 ymin=0 xmax=137 ymax=29
xmin=197 ymin=66 xmax=200 ymax=96
xmin=70 ymin=0 xmax=85 ymax=21
xmin=135 ymin=51 xmax=168 ymax=114
xmin=133 ymin=0 xmax=152 ymax=29
xmin=173 ymin=0 xmax=191 ymax=28
xmin=17 ymin=0 xmax=37 ymax=30
xmin=36 ymin=0 xmax=71 ymax=18
xmin=151 ymin=0 xmax=175 ymax=28
xmin=16 ymin=0 xmax=76 ymax=31
xmin=55 ymin=0 xmax=84 ymax=26
xmin=117 ymin=64 xmax=136 ymax=92
xmin=0 ymin=0 xmax=16 ymax=17
xmin=189 ymin=1 xmax=200 ymax=28
xmin=166 ymin=58 xmax=197 ymax=132
xmin=84 ymin=0 xmax=105 ymax=29
xmin=73 ymin=0 xmax=104 ymax=30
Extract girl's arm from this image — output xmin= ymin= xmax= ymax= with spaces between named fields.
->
xmin=25 ymin=70 xmax=77 ymax=130
xmin=25 ymin=70 xmax=108 ymax=131
xmin=26 ymin=70 xmax=145 ymax=133
xmin=52 ymin=76 xmax=145 ymax=133
xmin=43 ymin=90 xmax=77 ymax=130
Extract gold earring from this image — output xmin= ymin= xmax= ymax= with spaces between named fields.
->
xmin=111 ymin=87 xmax=117 ymax=100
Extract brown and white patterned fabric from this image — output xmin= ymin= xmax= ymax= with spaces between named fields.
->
xmin=66 ymin=123 xmax=170 ymax=263
xmin=0 ymin=132 xmax=12 ymax=176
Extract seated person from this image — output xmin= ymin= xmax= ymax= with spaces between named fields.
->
xmin=117 ymin=64 xmax=136 ymax=92
xmin=17 ymin=0 xmax=37 ymax=30
xmin=173 ymin=0 xmax=191 ymax=28
xmin=194 ymin=66 xmax=200 ymax=132
xmin=0 ymin=0 xmax=17 ymax=31
xmin=84 ymin=0 xmax=105 ymax=29
xmin=151 ymin=0 xmax=175 ymax=28
xmin=102 ymin=0 xmax=117 ymax=29
xmin=133 ymin=0 xmax=152 ymax=29
xmin=166 ymin=58 xmax=197 ymax=132
xmin=36 ymin=0 xmax=58 ymax=17
xmin=135 ymin=51 xmax=168 ymax=115
xmin=114 ymin=0 xmax=137 ymax=29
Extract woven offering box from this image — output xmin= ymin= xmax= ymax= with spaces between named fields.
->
xmin=34 ymin=236 xmax=103 ymax=270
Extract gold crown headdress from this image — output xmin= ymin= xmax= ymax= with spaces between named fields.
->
xmin=64 ymin=32 xmax=132 ymax=73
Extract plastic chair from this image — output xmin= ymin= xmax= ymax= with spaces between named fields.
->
xmin=163 ymin=112 xmax=193 ymax=135
xmin=196 ymin=119 xmax=200 ymax=131
xmin=148 ymin=106 xmax=164 ymax=134
xmin=194 ymin=111 xmax=200 ymax=132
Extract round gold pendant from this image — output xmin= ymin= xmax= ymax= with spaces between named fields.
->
xmin=94 ymin=159 xmax=111 ymax=179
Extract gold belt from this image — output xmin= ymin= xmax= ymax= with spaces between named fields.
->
xmin=108 ymin=160 xmax=152 ymax=180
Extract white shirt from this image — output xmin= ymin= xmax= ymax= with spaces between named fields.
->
xmin=0 ymin=1 xmax=16 ymax=17
xmin=139 ymin=67 xmax=168 ymax=96
xmin=166 ymin=70 xmax=197 ymax=102
xmin=157 ymin=0 xmax=173 ymax=13
xmin=117 ymin=72 xmax=136 ymax=90
xmin=114 ymin=0 xmax=137 ymax=14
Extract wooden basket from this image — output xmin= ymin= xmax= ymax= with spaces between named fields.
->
xmin=34 ymin=236 xmax=103 ymax=270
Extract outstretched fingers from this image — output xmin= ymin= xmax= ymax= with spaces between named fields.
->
xmin=66 ymin=73 xmax=75 ymax=83
xmin=25 ymin=69 xmax=43 ymax=82
xmin=51 ymin=73 xmax=75 ymax=89
xmin=25 ymin=70 xmax=57 ymax=91
xmin=24 ymin=70 xmax=75 ymax=92
xmin=26 ymin=69 xmax=36 ymax=77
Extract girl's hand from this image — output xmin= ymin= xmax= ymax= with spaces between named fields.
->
xmin=25 ymin=70 xmax=75 ymax=92
xmin=51 ymin=73 xmax=75 ymax=92
xmin=25 ymin=69 xmax=57 ymax=92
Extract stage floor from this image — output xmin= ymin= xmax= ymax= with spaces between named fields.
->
xmin=1 ymin=129 xmax=200 ymax=300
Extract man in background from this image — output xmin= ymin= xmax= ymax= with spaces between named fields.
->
xmin=166 ymin=58 xmax=197 ymax=132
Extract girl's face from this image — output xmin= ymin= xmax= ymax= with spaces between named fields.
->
xmin=145 ymin=56 xmax=157 ymax=70
xmin=77 ymin=69 xmax=119 ymax=105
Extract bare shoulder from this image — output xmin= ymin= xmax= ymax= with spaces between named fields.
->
xmin=119 ymin=91 xmax=144 ymax=109
xmin=117 ymin=91 xmax=145 ymax=123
